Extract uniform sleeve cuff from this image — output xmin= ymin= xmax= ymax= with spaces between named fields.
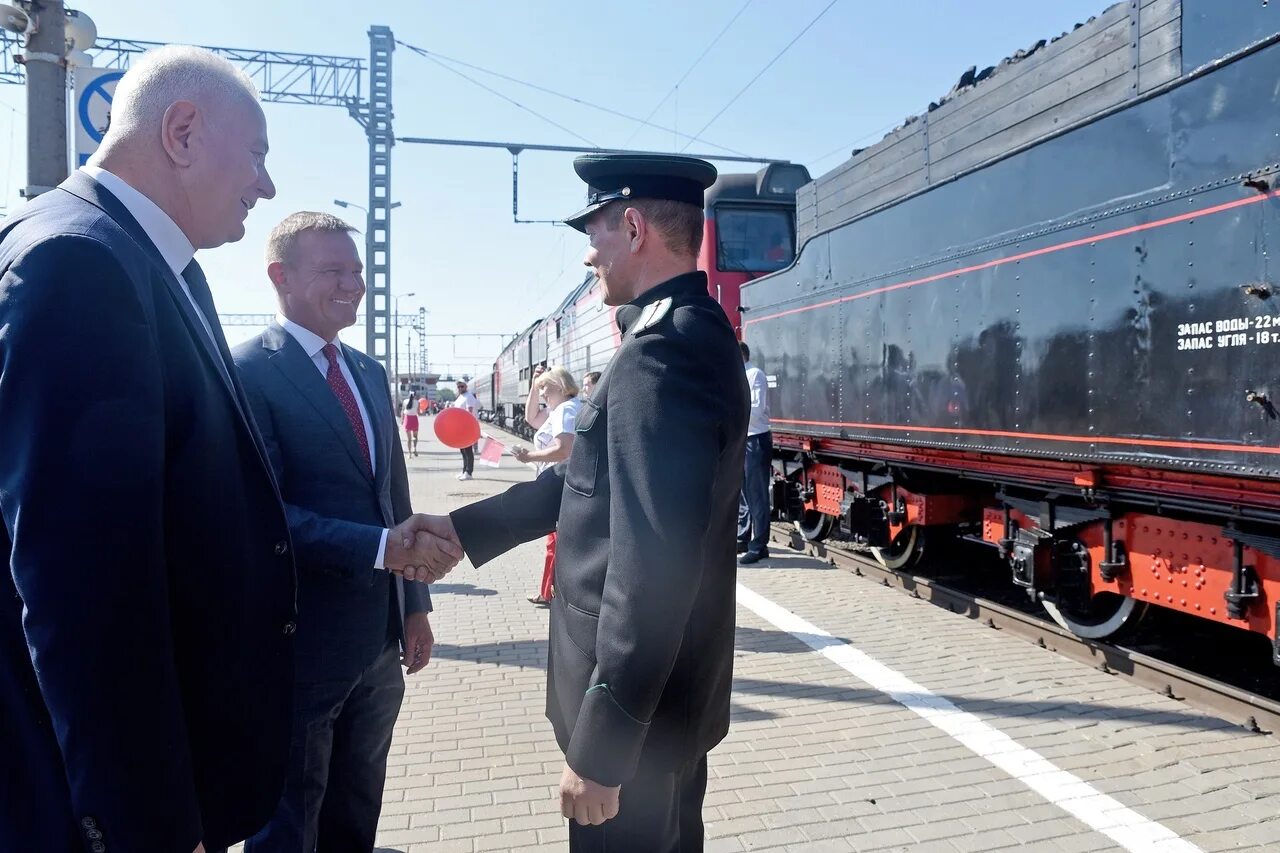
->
xmin=374 ymin=528 xmax=389 ymax=570
xmin=565 ymin=684 xmax=650 ymax=787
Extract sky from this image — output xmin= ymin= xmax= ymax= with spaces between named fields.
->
xmin=0 ymin=0 xmax=1109 ymax=376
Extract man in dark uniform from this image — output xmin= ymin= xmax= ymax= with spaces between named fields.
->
xmin=443 ymin=154 xmax=749 ymax=852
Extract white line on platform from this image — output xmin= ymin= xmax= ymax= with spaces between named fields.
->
xmin=734 ymin=583 xmax=1202 ymax=853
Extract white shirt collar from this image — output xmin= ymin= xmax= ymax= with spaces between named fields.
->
xmin=81 ymin=166 xmax=195 ymax=278
xmin=276 ymin=313 xmax=339 ymax=359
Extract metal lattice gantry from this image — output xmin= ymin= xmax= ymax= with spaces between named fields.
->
xmin=0 ymin=30 xmax=363 ymax=105
xmin=347 ymin=26 xmax=394 ymax=367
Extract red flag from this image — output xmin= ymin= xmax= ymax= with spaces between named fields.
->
xmin=477 ymin=434 xmax=506 ymax=467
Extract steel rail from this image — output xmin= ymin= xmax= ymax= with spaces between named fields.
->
xmin=771 ymin=523 xmax=1280 ymax=738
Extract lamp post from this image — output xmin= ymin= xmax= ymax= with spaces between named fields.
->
xmin=332 ymin=199 xmax=402 ymax=214
xmin=393 ymin=292 xmax=416 ymax=395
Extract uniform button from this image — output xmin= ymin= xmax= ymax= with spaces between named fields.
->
xmin=283 ymin=621 xmax=296 ymax=635
xmin=91 ymin=843 xmax=106 ymax=853
xmin=81 ymin=817 xmax=97 ymax=829
xmin=274 ymin=540 xmax=289 ymax=556
xmin=86 ymin=829 xmax=102 ymax=840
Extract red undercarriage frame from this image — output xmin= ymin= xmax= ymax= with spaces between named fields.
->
xmin=778 ymin=433 xmax=1280 ymax=644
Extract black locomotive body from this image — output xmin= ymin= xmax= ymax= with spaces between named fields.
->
xmin=744 ymin=1 xmax=1280 ymax=656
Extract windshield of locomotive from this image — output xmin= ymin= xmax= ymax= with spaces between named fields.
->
xmin=715 ymin=206 xmax=795 ymax=273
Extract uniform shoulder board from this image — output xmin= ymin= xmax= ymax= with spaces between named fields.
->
xmin=633 ymin=297 xmax=673 ymax=335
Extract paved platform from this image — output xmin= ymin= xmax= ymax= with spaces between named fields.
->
xmin=245 ymin=424 xmax=1280 ymax=852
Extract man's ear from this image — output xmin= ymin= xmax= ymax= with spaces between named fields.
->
xmin=267 ymin=261 xmax=289 ymax=290
xmin=160 ymin=100 xmax=201 ymax=167
xmin=623 ymin=207 xmax=647 ymax=254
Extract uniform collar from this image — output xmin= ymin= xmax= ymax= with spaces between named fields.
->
xmin=616 ymin=271 xmax=706 ymax=334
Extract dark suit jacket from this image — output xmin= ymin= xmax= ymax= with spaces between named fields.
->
xmin=0 ymin=172 xmax=297 ymax=852
xmin=232 ymin=324 xmax=429 ymax=684
xmin=452 ymin=272 xmax=749 ymax=786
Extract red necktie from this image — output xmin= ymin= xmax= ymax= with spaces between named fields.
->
xmin=322 ymin=343 xmax=372 ymax=474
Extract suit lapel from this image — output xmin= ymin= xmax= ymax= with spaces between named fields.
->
xmin=264 ymin=326 xmax=374 ymax=482
xmin=57 ymin=172 xmax=276 ymax=487
xmin=343 ymin=344 xmax=391 ymax=493
xmin=60 ymin=174 xmax=238 ymax=400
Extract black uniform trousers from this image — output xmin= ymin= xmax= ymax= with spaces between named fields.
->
xmin=568 ymin=754 xmax=708 ymax=853
xmin=460 ymin=443 xmax=475 ymax=475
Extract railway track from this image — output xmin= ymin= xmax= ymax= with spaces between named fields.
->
xmin=473 ymin=416 xmax=1280 ymax=736
xmin=772 ymin=523 xmax=1280 ymax=738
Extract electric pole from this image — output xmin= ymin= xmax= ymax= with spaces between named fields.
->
xmin=23 ymin=0 xmax=67 ymax=197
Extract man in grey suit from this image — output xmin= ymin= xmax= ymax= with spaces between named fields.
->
xmin=233 ymin=212 xmax=457 ymax=851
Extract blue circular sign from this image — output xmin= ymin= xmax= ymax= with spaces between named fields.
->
xmin=78 ymin=70 xmax=124 ymax=145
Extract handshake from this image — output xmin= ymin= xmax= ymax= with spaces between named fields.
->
xmin=384 ymin=514 xmax=465 ymax=583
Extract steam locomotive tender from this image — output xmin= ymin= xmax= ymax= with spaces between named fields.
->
xmin=744 ymin=1 xmax=1280 ymax=660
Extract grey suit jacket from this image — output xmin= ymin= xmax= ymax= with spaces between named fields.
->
xmin=233 ymin=323 xmax=430 ymax=683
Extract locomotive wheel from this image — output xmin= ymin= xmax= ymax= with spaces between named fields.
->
xmin=1041 ymin=592 xmax=1148 ymax=640
xmin=870 ymin=525 xmax=925 ymax=571
xmin=795 ymin=510 xmax=833 ymax=542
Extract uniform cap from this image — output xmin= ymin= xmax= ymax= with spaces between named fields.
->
xmin=564 ymin=154 xmax=718 ymax=232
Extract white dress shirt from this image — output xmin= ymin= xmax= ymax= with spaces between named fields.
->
xmin=452 ymin=391 xmax=480 ymax=413
xmin=276 ymin=314 xmax=389 ymax=569
xmin=745 ymin=361 xmax=771 ymax=437
xmin=79 ymin=167 xmax=224 ymax=350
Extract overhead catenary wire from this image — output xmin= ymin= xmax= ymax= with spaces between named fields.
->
xmin=619 ymin=0 xmax=756 ymax=149
xmin=806 ymin=118 xmax=905 ymax=170
xmin=680 ymin=0 xmax=840 ymax=153
xmin=395 ymin=39 xmax=747 ymax=157
xmin=404 ymin=45 xmax=600 ymax=148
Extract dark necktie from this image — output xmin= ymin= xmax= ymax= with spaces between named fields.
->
xmin=181 ymin=259 xmax=233 ymax=383
xmin=322 ymin=343 xmax=373 ymax=474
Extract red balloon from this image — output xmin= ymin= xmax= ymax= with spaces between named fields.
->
xmin=434 ymin=406 xmax=481 ymax=449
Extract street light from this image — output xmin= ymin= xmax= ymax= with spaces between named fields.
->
xmin=333 ymin=199 xmax=402 ymax=213
xmin=394 ymin=292 xmax=417 ymax=393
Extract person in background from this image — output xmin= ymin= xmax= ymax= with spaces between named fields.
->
xmin=581 ymin=370 xmax=602 ymax=399
xmin=452 ymin=380 xmax=481 ymax=480
xmin=738 ymin=341 xmax=773 ymax=564
xmin=403 ymin=390 xmax=420 ymax=457
xmin=513 ymin=365 xmax=582 ymax=606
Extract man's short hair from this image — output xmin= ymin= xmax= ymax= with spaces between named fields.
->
xmin=266 ymin=211 xmax=358 ymax=265
xmin=105 ymin=45 xmax=259 ymax=143
xmin=583 ymin=371 xmax=602 ymax=385
xmin=740 ymin=341 xmax=751 ymax=361
xmin=603 ymin=199 xmax=703 ymax=258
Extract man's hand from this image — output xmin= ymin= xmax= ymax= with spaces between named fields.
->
xmin=385 ymin=514 xmax=463 ymax=582
xmin=512 ymin=446 xmax=530 ymax=464
xmin=402 ymin=611 xmax=434 ymax=674
xmin=559 ymin=764 xmax=620 ymax=826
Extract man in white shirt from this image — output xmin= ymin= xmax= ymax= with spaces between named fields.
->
xmin=232 ymin=212 xmax=460 ymax=851
xmin=452 ymin=380 xmax=482 ymax=480
xmin=739 ymin=341 xmax=773 ymax=564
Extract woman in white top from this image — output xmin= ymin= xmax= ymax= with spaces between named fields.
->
xmin=513 ymin=365 xmax=581 ymax=605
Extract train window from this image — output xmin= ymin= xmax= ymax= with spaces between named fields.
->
xmin=715 ymin=206 xmax=794 ymax=273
